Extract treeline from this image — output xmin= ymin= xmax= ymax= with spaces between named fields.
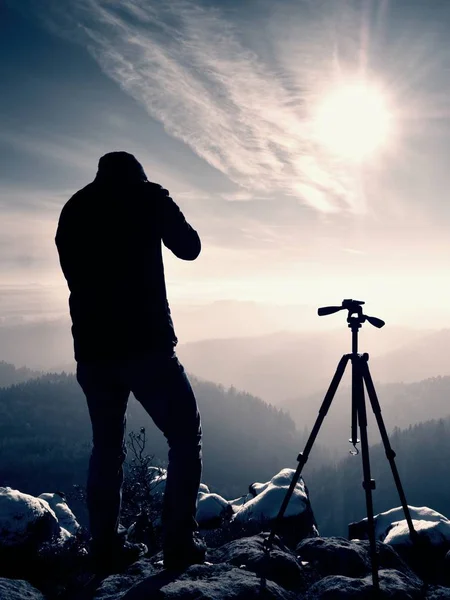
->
xmin=0 ymin=361 xmax=42 ymax=388
xmin=306 ymin=416 xmax=450 ymax=536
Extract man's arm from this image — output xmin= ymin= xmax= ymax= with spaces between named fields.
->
xmin=159 ymin=187 xmax=201 ymax=260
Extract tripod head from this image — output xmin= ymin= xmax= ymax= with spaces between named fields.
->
xmin=318 ymin=299 xmax=385 ymax=330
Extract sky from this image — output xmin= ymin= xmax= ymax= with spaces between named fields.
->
xmin=2 ymin=0 xmax=450 ymax=331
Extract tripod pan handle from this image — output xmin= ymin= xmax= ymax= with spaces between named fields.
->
xmin=318 ymin=306 xmax=343 ymax=316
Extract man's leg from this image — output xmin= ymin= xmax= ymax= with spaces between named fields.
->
xmin=127 ymin=353 xmax=202 ymax=553
xmin=77 ymin=361 xmax=130 ymax=547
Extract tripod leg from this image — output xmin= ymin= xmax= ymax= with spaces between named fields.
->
xmin=264 ymin=354 xmax=351 ymax=551
xmin=354 ymin=356 xmax=380 ymax=591
xmin=361 ymin=358 xmax=418 ymax=542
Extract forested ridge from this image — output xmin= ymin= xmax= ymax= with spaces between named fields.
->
xmin=0 ymin=370 xmax=329 ymax=506
xmin=307 ymin=415 xmax=450 ymax=536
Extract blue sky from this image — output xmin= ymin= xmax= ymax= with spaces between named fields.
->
xmin=2 ymin=0 xmax=450 ymax=329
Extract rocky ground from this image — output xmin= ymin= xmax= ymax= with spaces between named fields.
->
xmin=1 ymin=472 xmax=449 ymax=600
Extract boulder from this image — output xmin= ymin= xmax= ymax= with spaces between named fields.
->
xmin=306 ymin=568 xmax=423 ymax=599
xmin=93 ymin=559 xmax=157 ymax=600
xmin=118 ymin=563 xmax=298 ymax=600
xmin=230 ymin=469 xmax=318 ymax=547
xmin=349 ymin=506 xmax=449 ymax=542
xmin=0 ymin=487 xmax=60 ymax=552
xmin=208 ymin=534 xmax=316 ymax=592
xmin=296 ymin=537 xmax=418 ymax=581
xmin=349 ymin=506 xmax=450 ymax=582
xmin=232 ymin=469 xmax=309 ymax=523
xmin=0 ymin=578 xmax=46 ymax=600
xmin=385 ymin=519 xmax=450 ymax=549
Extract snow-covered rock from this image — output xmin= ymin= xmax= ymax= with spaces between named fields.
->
xmin=38 ymin=492 xmax=80 ymax=536
xmin=385 ymin=519 xmax=450 ymax=548
xmin=0 ymin=487 xmax=60 ymax=551
xmin=349 ymin=506 xmax=450 ymax=583
xmin=232 ymin=469 xmax=309 ymax=523
xmin=0 ymin=578 xmax=46 ymax=600
xmin=220 ymin=469 xmax=318 ymax=548
xmin=196 ymin=493 xmax=232 ymax=528
xmin=349 ymin=506 xmax=450 ymax=542
xmin=146 ymin=467 xmax=167 ymax=496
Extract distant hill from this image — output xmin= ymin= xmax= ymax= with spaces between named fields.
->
xmin=0 ymin=373 xmax=331 ymax=509
xmin=177 ymin=326 xmax=431 ymax=404
xmin=371 ymin=328 xmax=450 ymax=383
xmin=0 ymin=301 xmax=323 ymax=370
xmin=0 ymin=306 xmax=437 ymax=386
xmin=282 ymin=376 xmax=450 ymax=452
xmin=0 ymin=319 xmax=73 ymax=371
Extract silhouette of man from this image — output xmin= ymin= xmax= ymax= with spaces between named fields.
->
xmin=55 ymin=151 xmax=204 ymax=572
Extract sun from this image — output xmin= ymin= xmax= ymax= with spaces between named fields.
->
xmin=314 ymin=82 xmax=393 ymax=161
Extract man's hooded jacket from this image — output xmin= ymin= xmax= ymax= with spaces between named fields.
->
xmin=55 ymin=152 xmax=201 ymax=362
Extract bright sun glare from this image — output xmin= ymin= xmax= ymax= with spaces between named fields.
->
xmin=314 ymin=83 xmax=392 ymax=161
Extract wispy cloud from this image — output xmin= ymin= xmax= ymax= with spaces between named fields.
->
xmin=57 ymin=0 xmax=361 ymax=213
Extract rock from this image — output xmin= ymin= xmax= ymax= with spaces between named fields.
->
xmin=119 ymin=563 xmax=298 ymax=600
xmin=147 ymin=468 xmax=167 ymax=496
xmin=93 ymin=559 xmax=157 ymax=600
xmin=445 ymin=551 xmax=450 ymax=583
xmin=426 ymin=586 xmax=450 ymax=599
xmin=231 ymin=469 xmax=318 ymax=547
xmin=208 ymin=534 xmax=316 ymax=592
xmin=0 ymin=487 xmax=60 ymax=552
xmin=233 ymin=469 xmax=309 ymax=523
xmin=0 ymin=578 xmax=46 ymax=600
xmin=196 ymin=493 xmax=233 ymax=529
xmin=349 ymin=506 xmax=450 ymax=582
xmin=296 ymin=537 xmax=418 ymax=581
xmin=38 ymin=492 xmax=80 ymax=535
xmin=349 ymin=506 xmax=450 ymax=542
xmin=306 ymin=568 xmax=423 ymax=599
xmin=385 ymin=520 xmax=450 ymax=549
xmin=126 ymin=512 xmax=157 ymax=551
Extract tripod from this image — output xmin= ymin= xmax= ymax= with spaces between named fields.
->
xmin=264 ymin=299 xmax=418 ymax=593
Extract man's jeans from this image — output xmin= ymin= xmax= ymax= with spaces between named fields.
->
xmin=76 ymin=352 xmax=202 ymax=548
